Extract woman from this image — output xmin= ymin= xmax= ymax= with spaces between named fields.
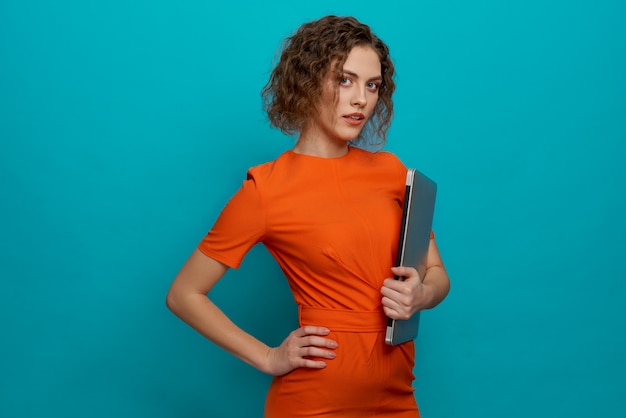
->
xmin=166 ymin=15 xmax=450 ymax=417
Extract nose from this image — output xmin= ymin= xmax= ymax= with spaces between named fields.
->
xmin=351 ymin=86 xmax=367 ymax=107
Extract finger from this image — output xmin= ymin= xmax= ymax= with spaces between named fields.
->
xmin=383 ymin=285 xmax=415 ymax=308
xmin=381 ymin=294 xmax=402 ymax=316
xmin=299 ymin=358 xmax=329 ymax=369
xmin=391 ymin=266 xmax=420 ymax=280
xmin=383 ymin=276 xmax=417 ymax=293
xmin=303 ymin=335 xmax=338 ymax=349
xmin=381 ymin=279 xmax=405 ymax=295
xmin=381 ymin=294 xmax=401 ymax=312
xmin=382 ymin=293 xmax=413 ymax=317
xmin=300 ymin=345 xmax=337 ymax=360
xmin=382 ymin=301 xmax=407 ymax=320
xmin=382 ymin=280 xmax=415 ymax=301
xmin=382 ymin=304 xmax=400 ymax=319
xmin=382 ymin=299 xmax=412 ymax=320
xmin=298 ymin=326 xmax=331 ymax=337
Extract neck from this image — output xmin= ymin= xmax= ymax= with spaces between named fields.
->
xmin=293 ymin=129 xmax=350 ymax=158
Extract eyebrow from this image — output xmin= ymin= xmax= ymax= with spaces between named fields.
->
xmin=343 ymin=70 xmax=383 ymax=81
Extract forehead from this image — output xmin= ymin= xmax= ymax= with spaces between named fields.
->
xmin=342 ymin=46 xmax=382 ymax=78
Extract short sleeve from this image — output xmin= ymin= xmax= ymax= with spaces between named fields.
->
xmin=197 ymin=172 xmax=266 ymax=268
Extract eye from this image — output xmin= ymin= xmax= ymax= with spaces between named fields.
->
xmin=367 ymin=82 xmax=381 ymax=92
xmin=340 ymin=76 xmax=352 ymax=86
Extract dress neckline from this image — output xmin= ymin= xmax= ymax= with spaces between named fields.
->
xmin=287 ymin=146 xmax=354 ymax=161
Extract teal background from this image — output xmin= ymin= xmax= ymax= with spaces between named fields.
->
xmin=1 ymin=0 xmax=625 ymax=417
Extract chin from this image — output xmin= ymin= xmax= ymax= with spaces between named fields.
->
xmin=339 ymin=130 xmax=364 ymax=142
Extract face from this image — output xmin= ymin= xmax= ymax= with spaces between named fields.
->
xmin=304 ymin=45 xmax=382 ymax=147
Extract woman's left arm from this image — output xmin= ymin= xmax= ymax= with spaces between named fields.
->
xmin=381 ymin=238 xmax=450 ymax=320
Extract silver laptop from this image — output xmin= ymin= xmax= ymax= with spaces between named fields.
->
xmin=385 ymin=168 xmax=437 ymax=345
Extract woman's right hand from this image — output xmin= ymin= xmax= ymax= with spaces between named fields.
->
xmin=265 ymin=326 xmax=338 ymax=376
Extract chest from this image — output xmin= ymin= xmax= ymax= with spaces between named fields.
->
xmin=264 ymin=178 xmax=403 ymax=259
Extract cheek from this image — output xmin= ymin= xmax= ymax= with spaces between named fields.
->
xmin=366 ymin=96 xmax=379 ymax=114
xmin=336 ymin=90 xmax=351 ymax=107
xmin=316 ymin=106 xmax=338 ymax=129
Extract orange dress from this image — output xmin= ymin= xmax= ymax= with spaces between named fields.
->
xmin=198 ymin=147 xmax=420 ymax=417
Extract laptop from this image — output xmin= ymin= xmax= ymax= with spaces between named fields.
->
xmin=385 ymin=168 xmax=437 ymax=345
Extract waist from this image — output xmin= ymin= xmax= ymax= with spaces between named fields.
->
xmin=298 ymin=305 xmax=387 ymax=332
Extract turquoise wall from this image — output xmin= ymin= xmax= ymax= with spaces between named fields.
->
xmin=1 ymin=1 xmax=624 ymax=417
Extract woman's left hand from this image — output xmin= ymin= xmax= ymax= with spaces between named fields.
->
xmin=380 ymin=266 xmax=432 ymax=320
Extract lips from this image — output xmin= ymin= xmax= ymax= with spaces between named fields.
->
xmin=343 ymin=113 xmax=365 ymax=126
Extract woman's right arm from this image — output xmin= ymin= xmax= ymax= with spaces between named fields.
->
xmin=166 ymin=249 xmax=337 ymax=376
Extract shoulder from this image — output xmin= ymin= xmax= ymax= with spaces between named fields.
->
xmin=246 ymin=151 xmax=291 ymax=181
xmin=375 ymin=150 xmax=405 ymax=169
xmin=239 ymin=151 xmax=296 ymax=195
xmin=350 ymin=147 xmax=407 ymax=176
xmin=351 ymin=147 xmax=404 ymax=164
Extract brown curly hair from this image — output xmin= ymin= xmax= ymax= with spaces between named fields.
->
xmin=261 ymin=15 xmax=395 ymax=148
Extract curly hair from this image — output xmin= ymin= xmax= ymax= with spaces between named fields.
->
xmin=261 ymin=15 xmax=395 ymax=148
